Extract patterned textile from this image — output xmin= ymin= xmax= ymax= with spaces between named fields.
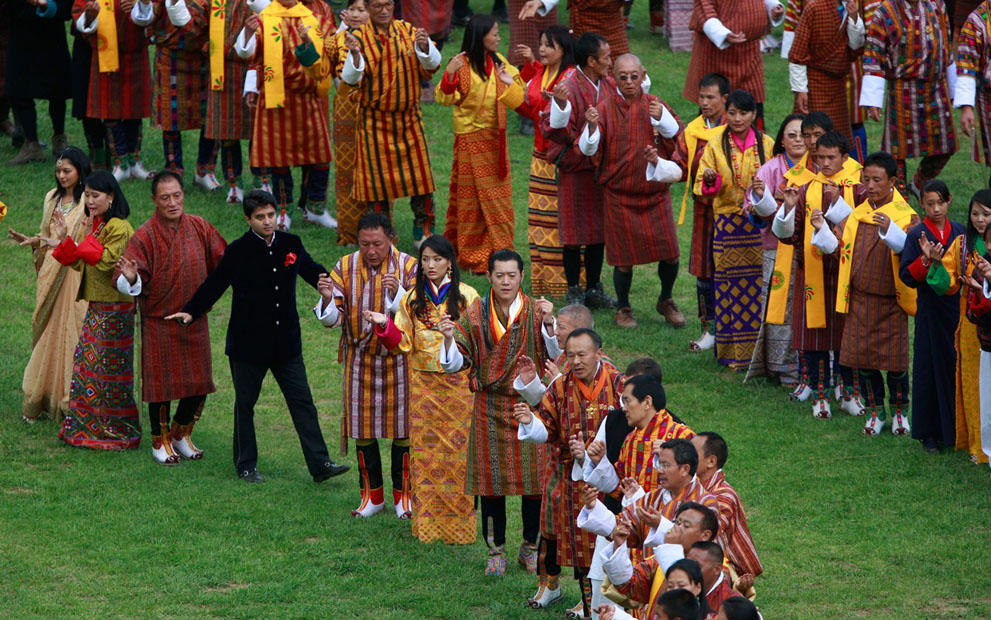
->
xmin=59 ymin=301 xmax=140 ymax=450
xmin=956 ymin=260 xmax=989 ymax=462
xmin=616 ymin=479 xmax=718 ymax=566
xmin=400 ymin=0 xmax=453 ymax=37
xmin=746 ymin=248 xmax=799 ymax=381
xmin=444 ymin=129 xmax=515 ymax=274
xmin=334 ymin=83 xmax=362 ymax=245
xmin=508 ymin=0 xmax=558 ymax=65
xmin=712 ymin=213 xmax=764 ymax=370
xmin=527 ymin=150 xmax=569 ymax=296
xmin=568 ymin=0 xmax=629 ymax=59
xmin=679 ymin=115 xmax=721 ymax=279
xmin=685 ymin=0 xmax=771 ymax=102
xmin=703 ymin=470 xmax=763 ymax=580
xmin=957 ymin=3 xmax=991 ymax=164
xmin=152 ymin=47 xmax=208 ymax=132
xmin=613 ymin=411 xmax=695 ymax=499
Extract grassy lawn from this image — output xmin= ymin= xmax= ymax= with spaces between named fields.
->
xmin=2 ymin=2 xmax=991 ymax=618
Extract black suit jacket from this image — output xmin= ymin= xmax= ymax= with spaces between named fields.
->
xmin=183 ymin=230 xmax=326 ymax=364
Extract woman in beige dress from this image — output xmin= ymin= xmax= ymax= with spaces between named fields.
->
xmin=8 ymin=146 xmax=91 ymax=422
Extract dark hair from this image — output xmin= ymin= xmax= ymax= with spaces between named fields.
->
xmin=151 ymin=170 xmax=183 ymax=196
xmin=801 ymin=111 xmax=834 ymax=133
xmin=656 ymin=588 xmax=700 ymax=620
xmin=346 ymin=0 xmax=363 ymax=6
xmin=815 ymin=130 xmax=850 ymax=156
xmin=410 ymin=234 xmax=466 ymax=321
xmin=540 ymin=24 xmax=576 ymax=76
xmin=665 ymin=560 xmax=714 ymax=620
xmin=696 ymin=431 xmax=728 ymax=469
xmin=84 ymin=170 xmax=130 ymax=221
xmin=675 ymin=502 xmax=719 ymax=540
xmin=357 ymin=211 xmax=394 ymax=237
xmin=967 ymin=189 xmax=991 ymax=253
xmin=575 ymin=32 xmax=608 ymax=68
xmin=660 ymin=437 xmax=698 ymax=477
xmin=242 ymin=189 xmax=277 ymax=218
xmin=625 ymin=357 xmax=662 ymax=382
xmin=689 ymin=540 xmax=725 ymax=567
xmin=461 ymin=14 xmax=500 ymax=78
xmin=862 ymin=151 xmax=898 ymax=180
xmin=626 ymin=374 xmax=666 ymax=411
xmin=565 ymin=327 xmax=602 ymax=349
xmin=699 ymin=72 xmax=730 ymax=96
xmin=921 ymin=179 xmax=951 ymax=203
xmin=487 ymin=248 xmax=524 ymax=273
xmin=54 ymin=146 xmax=91 ymax=203
xmin=772 ymin=113 xmax=805 ymax=156
xmin=725 ymin=89 xmax=756 ymax=113
xmin=720 ymin=597 xmax=760 ymax=620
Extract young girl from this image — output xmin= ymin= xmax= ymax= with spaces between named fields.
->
xmin=513 ymin=25 xmax=577 ymax=298
xmin=900 ymin=180 xmax=966 ymax=453
xmin=436 ymin=14 xmax=526 ymax=274
xmin=964 ymin=231 xmax=991 ymax=468
xmin=695 ymin=90 xmax=775 ymax=371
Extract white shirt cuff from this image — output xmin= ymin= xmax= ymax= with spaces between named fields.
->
xmin=115 ymin=273 xmax=141 ymax=296
xmin=947 ymin=63 xmax=958 ymax=101
xmin=536 ymin=0 xmax=558 ymax=16
xmin=847 ymin=14 xmax=865 ymax=49
xmin=600 ymin=541 xmax=634 ymax=586
xmin=641 ymin=73 xmax=652 ymax=95
xmin=76 ymin=12 xmax=97 ymax=33
xmin=772 ymin=203 xmax=796 ymax=239
xmin=579 ymin=125 xmax=600 ymax=156
xmin=341 ymin=51 xmax=365 ymax=85
xmin=780 ymin=29 xmax=794 ymax=59
xmin=385 ymin=284 xmax=405 ymax=316
xmin=983 ymin=278 xmax=991 ymax=299
xmin=766 ymin=0 xmax=784 ymax=26
xmin=542 ymin=318 xmax=560 ymax=358
xmin=577 ymin=501 xmax=618 ymax=537
xmin=647 ymin=158 xmax=682 ymax=183
xmin=620 ymin=486 xmax=646 ymax=509
xmin=244 ymin=69 xmax=258 ymax=96
xmin=955 ymin=75 xmax=977 ymax=108
xmin=878 ymin=220 xmax=907 ymax=253
xmin=825 ymin=195 xmax=853 ymax=224
xmin=415 ymin=39 xmax=441 ymax=70
xmin=549 ymin=98 xmax=572 ymax=129
xmin=650 ymin=105 xmax=679 ymax=139
xmin=586 ymin=456 xmax=620 ymax=493
xmin=642 ymin=516 xmax=674 ymax=549
xmin=859 ymin=74 xmax=886 ymax=109
xmin=570 ymin=459 xmax=584 ymax=482
xmin=811 ymin=223 xmax=839 ymax=254
xmin=751 ymin=187 xmax=778 ymax=217
xmin=439 ymin=338 xmax=464 ymax=372
xmin=514 ymin=374 xmax=547 ymax=407
xmin=703 ymin=17 xmax=732 ymax=50
xmin=247 ymin=0 xmax=270 ymax=12
xmin=165 ymin=0 xmax=191 ymax=26
xmin=654 ymin=543 xmax=686 ymax=575
xmin=235 ymin=28 xmax=256 ymax=59
xmin=789 ymin=63 xmax=808 ymax=93
xmin=314 ymin=297 xmax=340 ymax=327
xmin=517 ymin=414 xmax=549 ymax=443
xmin=131 ymin=0 xmax=154 ymax=26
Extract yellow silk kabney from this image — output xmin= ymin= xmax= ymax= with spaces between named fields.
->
xmin=836 ymin=189 xmax=918 ymax=316
xmin=96 ymin=0 xmax=119 ymax=73
xmin=261 ymin=2 xmax=328 ymax=109
xmin=209 ymin=0 xmax=226 ymax=90
xmin=678 ymin=115 xmax=722 ymax=226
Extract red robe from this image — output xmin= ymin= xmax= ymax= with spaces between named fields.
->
xmin=702 ymin=470 xmax=763 ymax=580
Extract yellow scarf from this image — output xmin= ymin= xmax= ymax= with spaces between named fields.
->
xmin=261 ymin=2 xmax=327 ymax=109
xmin=209 ymin=0 xmax=226 ymax=90
xmin=767 ymin=155 xmax=862 ymax=327
xmin=836 ymin=189 xmax=917 ymax=316
xmin=678 ymin=115 xmax=722 ymax=226
xmin=96 ymin=0 xmax=119 ymax=73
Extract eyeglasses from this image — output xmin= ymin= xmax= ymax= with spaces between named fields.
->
xmin=369 ymin=1 xmax=393 ymax=11
xmin=784 ymin=132 xmax=802 ymax=139
xmin=616 ymin=73 xmax=640 ymax=82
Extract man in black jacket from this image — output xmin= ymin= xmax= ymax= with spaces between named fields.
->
xmin=166 ymin=190 xmax=349 ymax=483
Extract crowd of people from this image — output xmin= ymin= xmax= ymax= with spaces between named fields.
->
xmin=5 ymin=0 xmax=991 ymax=619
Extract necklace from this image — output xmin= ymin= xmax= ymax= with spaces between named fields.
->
xmin=728 ymin=132 xmax=759 ymax=189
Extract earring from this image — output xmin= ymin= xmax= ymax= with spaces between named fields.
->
xmin=447 ymin=267 xmax=453 ymax=277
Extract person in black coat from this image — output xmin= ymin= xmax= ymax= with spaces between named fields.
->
xmin=4 ymin=0 xmax=73 ymax=164
xmin=166 ymin=190 xmax=350 ymax=483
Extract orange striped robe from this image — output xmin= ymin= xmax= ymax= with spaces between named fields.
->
xmin=612 ymin=411 xmax=695 ymax=498
xmin=329 ymin=247 xmax=418 ymax=452
xmin=701 ymin=470 xmax=763 ymax=580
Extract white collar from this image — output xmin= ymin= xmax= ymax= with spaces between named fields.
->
xmin=505 ymin=292 xmax=523 ymax=325
xmin=579 ymin=67 xmax=600 ymax=93
xmin=253 ymin=229 xmax=276 ymax=247
xmin=706 ymin=571 xmax=725 ymax=596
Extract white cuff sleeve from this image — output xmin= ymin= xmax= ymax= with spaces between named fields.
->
xmin=244 ymin=69 xmax=258 ymax=95
xmin=847 ymin=14 xmax=865 ymax=49
xmin=789 ymin=63 xmax=808 ymax=93
xmin=341 ymin=50 xmax=365 ymax=85
xmin=654 ymin=543 xmax=686 ymax=575
xmin=780 ymin=29 xmax=794 ymax=59
xmin=235 ymin=28 xmax=256 ymax=59
xmin=772 ymin=203 xmax=796 ymax=239
xmin=542 ymin=318 xmax=561 ymax=359
xmin=131 ymin=0 xmax=154 ymax=26
xmin=76 ymin=11 xmax=97 ymax=33
xmin=811 ymin=223 xmax=839 ymax=254
xmin=579 ymin=125 xmax=600 ymax=156
xmin=549 ymin=98 xmax=572 ymax=129
xmin=650 ymin=105 xmax=679 ymax=139
xmin=115 ymin=273 xmax=142 ymax=296
xmin=646 ymin=158 xmax=682 ymax=183
xmin=585 ymin=457 xmax=620 ymax=493
xmin=247 ymin=0 xmax=270 ymax=12
xmin=766 ymin=0 xmax=784 ymax=26
xmin=983 ymin=278 xmax=991 ymax=299
xmin=536 ymin=0 xmax=558 ymax=16
xmin=415 ymin=39 xmax=441 ymax=70
xmin=570 ymin=459 xmax=585 ymax=482
xmin=620 ymin=486 xmax=646 ymax=509
xmin=385 ymin=284 xmax=405 ymax=316
xmin=517 ymin=414 xmax=549 ymax=443
xmin=947 ymin=63 xmax=958 ymax=101
xmin=859 ymin=74 xmax=886 ymax=109
xmin=165 ymin=0 xmax=191 ymax=26
xmin=642 ymin=516 xmax=675 ymax=549
xmin=751 ymin=187 xmax=779 ymax=217
xmin=641 ymin=73 xmax=651 ymax=95
xmin=314 ymin=297 xmax=340 ymax=327
xmin=439 ymin=338 xmax=465 ymax=372
xmin=577 ymin=501 xmax=618 ymax=537
xmin=513 ymin=374 xmax=547 ymax=407
xmin=825 ymin=195 xmax=853 ymax=224
xmin=600 ymin=541 xmax=634 ymax=587
xmin=955 ymin=75 xmax=977 ymax=108
xmin=878 ymin=221 xmax=907 ymax=253
xmin=702 ymin=17 xmax=732 ymax=50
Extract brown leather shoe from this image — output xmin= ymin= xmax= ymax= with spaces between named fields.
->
xmin=657 ymin=297 xmax=686 ymax=328
xmin=614 ymin=307 xmax=638 ymax=328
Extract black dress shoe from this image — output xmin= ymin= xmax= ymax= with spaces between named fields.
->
xmin=922 ymin=438 xmax=940 ymax=454
xmin=313 ymin=460 xmax=351 ymax=482
xmin=238 ymin=468 xmax=265 ymax=483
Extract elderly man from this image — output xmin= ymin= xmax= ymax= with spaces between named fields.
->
xmin=314 ymin=212 xmax=418 ymax=519
xmin=115 ymin=171 xmax=226 ymax=464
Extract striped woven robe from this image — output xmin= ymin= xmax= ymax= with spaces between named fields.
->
xmin=612 ymin=411 xmax=695 ymax=498
xmin=568 ymin=0 xmax=629 ymax=60
xmin=957 ymin=2 xmax=991 ymax=165
xmin=146 ymin=2 xmax=208 ymax=132
xmin=701 ymin=470 xmax=763 ymax=582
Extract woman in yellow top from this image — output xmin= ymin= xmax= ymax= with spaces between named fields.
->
xmin=51 ymin=169 xmax=139 ymax=450
xmin=435 ymin=14 xmax=526 ymax=274
xmin=695 ymin=90 xmax=775 ymax=371
xmin=8 ymin=147 xmax=91 ymax=423
xmin=364 ymin=235 xmax=479 ymax=544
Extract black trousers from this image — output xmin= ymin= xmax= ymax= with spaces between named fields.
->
xmin=480 ymin=495 xmax=541 ymax=548
xmin=229 ymin=355 xmax=333 ymax=477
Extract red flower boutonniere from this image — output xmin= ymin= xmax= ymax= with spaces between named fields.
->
xmin=284 ymin=252 xmax=297 ymax=267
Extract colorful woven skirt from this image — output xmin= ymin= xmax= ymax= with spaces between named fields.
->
xmin=152 ymin=47 xmax=208 ymax=132
xmin=527 ymin=150 xmax=569 ymax=297
xmin=59 ymin=301 xmax=140 ymax=450
xmin=712 ymin=213 xmax=763 ymax=371
xmin=409 ymin=370 xmax=476 ymax=544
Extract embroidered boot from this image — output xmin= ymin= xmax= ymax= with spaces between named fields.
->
xmin=485 ymin=545 xmax=507 ymax=577
xmin=527 ymin=574 xmax=563 ymax=609
xmin=351 ymin=442 xmax=385 ymax=518
xmin=170 ymin=421 xmax=204 ymax=460
xmin=152 ymin=433 xmax=181 ymax=465
xmin=518 ymin=541 xmax=538 ymax=574
xmin=391 ymin=442 xmax=412 ymax=520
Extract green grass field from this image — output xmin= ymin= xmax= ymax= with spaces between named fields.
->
xmin=2 ymin=3 xmax=991 ymax=618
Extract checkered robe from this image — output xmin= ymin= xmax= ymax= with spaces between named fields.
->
xmin=684 ymin=0 xmax=772 ymax=103
xmin=702 ymin=470 xmax=763 ymax=580
xmin=592 ymin=93 xmax=684 ymax=267
xmin=115 ymin=213 xmax=226 ymax=402
xmin=863 ymin=0 xmax=957 ymax=159
xmin=611 ymin=412 xmax=695 ymax=503
xmin=147 ymin=2 xmax=209 ymax=131
xmin=957 ymin=2 xmax=991 ymax=164
xmin=540 ymin=71 xmax=615 ymax=246
xmin=329 ymin=248 xmax=418 ymax=451
xmin=453 ymin=292 xmax=548 ymax=496
xmin=532 ymin=364 xmax=624 ymax=570
xmin=508 ymin=0 xmax=558 ymax=65
xmin=568 ymin=0 xmax=629 ymax=59
xmin=400 ymin=0 xmax=453 ymax=37
xmin=72 ymin=0 xmax=152 ymax=119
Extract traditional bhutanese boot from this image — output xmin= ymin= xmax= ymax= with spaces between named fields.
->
xmin=891 ymin=393 xmax=910 ymax=435
xmin=152 ymin=433 xmax=181 ymax=465
xmin=485 ymin=545 xmax=507 ymax=577
xmin=392 ymin=442 xmax=412 ymax=520
xmin=789 ymin=359 xmax=812 ymax=401
xmin=352 ymin=442 xmax=385 ymax=518
xmin=689 ymin=319 xmax=714 ymax=352
xmin=518 ymin=541 xmax=538 ymax=574
xmin=301 ymin=201 xmax=338 ymax=229
xmin=128 ymin=153 xmax=155 ymax=180
xmin=170 ymin=421 xmax=204 ymax=460
xmin=839 ymin=383 xmax=867 ymax=417
xmin=811 ymin=360 xmax=831 ymax=419
xmin=565 ymin=599 xmax=589 ymax=620
xmin=527 ymin=574 xmax=563 ymax=609
xmin=277 ymin=207 xmax=292 ymax=231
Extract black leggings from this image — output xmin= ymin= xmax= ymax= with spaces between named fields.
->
xmin=10 ymin=97 xmax=66 ymax=142
xmin=480 ymin=495 xmax=541 ymax=548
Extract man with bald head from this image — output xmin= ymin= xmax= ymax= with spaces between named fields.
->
xmin=578 ymin=54 xmax=686 ymax=329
